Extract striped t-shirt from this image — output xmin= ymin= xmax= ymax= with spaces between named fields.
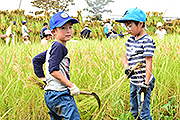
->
xmin=125 ymin=34 xmax=156 ymax=85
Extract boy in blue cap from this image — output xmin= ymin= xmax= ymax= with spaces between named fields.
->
xmin=32 ymin=11 xmax=80 ymax=120
xmin=40 ymin=22 xmax=48 ymax=39
xmin=22 ymin=20 xmax=32 ymax=44
xmin=115 ymin=8 xmax=156 ymax=120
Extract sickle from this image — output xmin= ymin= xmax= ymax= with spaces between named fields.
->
xmin=80 ymin=91 xmax=101 ymax=109
xmin=27 ymin=77 xmax=101 ymax=109
xmin=135 ymin=92 xmax=144 ymax=120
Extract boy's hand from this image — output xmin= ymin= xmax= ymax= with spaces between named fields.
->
xmin=39 ymin=77 xmax=47 ymax=84
xmin=125 ymin=68 xmax=135 ymax=78
xmin=68 ymin=84 xmax=80 ymax=96
xmin=139 ymin=83 xmax=150 ymax=94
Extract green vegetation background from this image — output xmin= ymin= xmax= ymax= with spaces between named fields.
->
xmin=0 ymin=9 xmax=180 ymax=119
xmin=0 ymin=9 xmax=180 ymax=44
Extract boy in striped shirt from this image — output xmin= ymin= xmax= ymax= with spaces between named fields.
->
xmin=116 ymin=8 xmax=156 ymax=120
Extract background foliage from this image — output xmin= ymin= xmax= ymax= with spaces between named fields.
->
xmin=31 ymin=0 xmax=75 ymax=14
xmin=0 ymin=9 xmax=180 ymax=44
xmin=0 ymin=34 xmax=180 ymax=119
xmin=0 ymin=7 xmax=180 ymax=120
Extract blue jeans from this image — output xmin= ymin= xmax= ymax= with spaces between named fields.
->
xmin=130 ymin=77 xmax=155 ymax=120
xmin=44 ymin=90 xmax=80 ymax=120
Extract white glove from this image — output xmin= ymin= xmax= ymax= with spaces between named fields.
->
xmin=68 ymin=84 xmax=80 ymax=96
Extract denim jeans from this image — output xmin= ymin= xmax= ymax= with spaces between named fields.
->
xmin=130 ymin=77 xmax=155 ymax=120
xmin=44 ymin=90 xmax=80 ymax=120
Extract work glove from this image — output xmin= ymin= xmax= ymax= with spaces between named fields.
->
xmin=125 ymin=67 xmax=135 ymax=78
xmin=139 ymin=83 xmax=150 ymax=94
xmin=68 ymin=84 xmax=80 ymax=96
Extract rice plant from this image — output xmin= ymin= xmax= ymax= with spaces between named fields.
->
xmin=0 ymin=33 xmax=180 ymax=119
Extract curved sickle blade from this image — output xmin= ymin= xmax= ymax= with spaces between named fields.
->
xmin=91 ymin=92 xmax=101 ymax=109
xmin=80 ymin=91 xmax=101 ymax=109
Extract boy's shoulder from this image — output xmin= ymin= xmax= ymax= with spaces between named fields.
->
xmin=48 ymin=41 xmax=68 ymax=56
xmin=141 ymin=34 xmax=155 ymax=43
xmin=51 ymin=41 xmax=66 ymax=48
xmin=50 ymin=41 xmax=68 ymax=52
xmin=127 ymin=34 xmax=154 ymax=43
xmin=143 ymin=34 xmax=152 ymax=39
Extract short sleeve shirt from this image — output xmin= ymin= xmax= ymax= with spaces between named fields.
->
xmin=155 ymin=29 xmax=167 ymax=39
xmin=125 ymin=34 xmax=156 ymax=84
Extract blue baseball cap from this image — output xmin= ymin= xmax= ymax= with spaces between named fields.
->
xmin=115 ymin=8 xmax=146 ymax=23
xmin=43 ymin=22 xmax=48 ymax=26
xmin=22 ymin=20 xmax=27 ymax=24
xmin=13 ymin=21 xmax=16 ymax=25
xmin=12 ymin=21 xmax=17 ymax=27
xmin=49 ymin=11 xmax=79 ymax=30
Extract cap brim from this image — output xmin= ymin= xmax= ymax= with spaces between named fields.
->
xmin=115 ymin=19 xmax=133 ymax=23
xmin=22 ymin=21 xmax=27 ymax=24
xmin=56 ymin=18 xmax=79 ymax=28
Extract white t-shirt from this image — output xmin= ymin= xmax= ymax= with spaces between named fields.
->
xmin=155 ymin=29 xmax=167 ymax=39
xmin=6 ymin=25 xmax=11 ymax=36
xmin=21 ymin=25 xmax=29 ymax=37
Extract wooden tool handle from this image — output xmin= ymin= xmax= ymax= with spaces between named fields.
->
xmin=141 ymin=92 xmax=144 ymax=102
xmin=80 ymin=91 xmax=92 ymax=95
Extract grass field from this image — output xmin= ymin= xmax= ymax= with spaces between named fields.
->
xmin=0 ymin=34 xmax=180 ymax=120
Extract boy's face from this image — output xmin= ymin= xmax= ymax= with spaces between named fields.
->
xmin=53 ymin=21 xmax=73 ymax=42
xmin=158 ymin=26 xmax=162 ymax=30
xmin=24 ymin=36 xmax=28 ymax=40
xmin=125 ymin=21 xmax=143 ymax=36
xmin=46 ymin=34 xmax=51 ymax=40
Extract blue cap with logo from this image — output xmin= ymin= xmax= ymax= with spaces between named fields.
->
xmin=115 ymin=8 xmax=146 ymax=23
xmin=49 ymin=11 xmax=79 ymax=30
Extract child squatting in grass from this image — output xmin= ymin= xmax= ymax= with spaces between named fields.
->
xmin=32 ymin=11 xmax=80 ymax=120
xmin=40 ymin=30 xmax=52 ymax=45
xmin=115 ymin=8 xmax=156 ymax=120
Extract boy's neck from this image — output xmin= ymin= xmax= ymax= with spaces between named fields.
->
xmin=55 ymin=39 xmax=67 ymax=46
xmin=135 ymin=29 xmax=147 ymax=40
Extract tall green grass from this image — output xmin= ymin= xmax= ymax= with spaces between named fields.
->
xmin=0 ymin=34 xmax=180 ymax=119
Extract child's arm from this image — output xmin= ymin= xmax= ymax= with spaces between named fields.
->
xmin=51 ymin=71 xmax=80 ymax=96
xmin=122 ymin=51 xmax=129 ymax=68
xmin=122 ymin=51 xmax=135 ymax=78
xmin=145 ymin=56 xmax=152 ymax=84
xmin=0 ymin=34 xmax=8 ymax=38
xmin=51 ymin=71 xmax=74 ymax=88
xmin=32 ymin=50 xmax=47 ymax=79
